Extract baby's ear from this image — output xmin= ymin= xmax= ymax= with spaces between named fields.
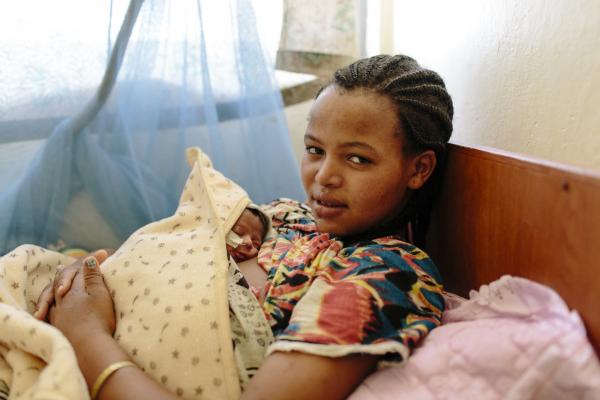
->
xmin=408 ymin=150 xmax=437 ymax=190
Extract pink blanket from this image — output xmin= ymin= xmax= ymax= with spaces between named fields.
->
xmin=350 ymin=276 xmax=600 ymax=399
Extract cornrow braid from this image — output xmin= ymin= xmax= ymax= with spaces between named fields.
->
xmin=323 ymin=54 xmax=454 ymax=246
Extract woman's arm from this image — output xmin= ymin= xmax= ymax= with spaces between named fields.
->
xmin=242 ymin=352 xmax=378 ymax=400
xmin=49 ymin=256 xmax=177 ymax=400
xmin=71 ymin=334 xmax=375 ymax=400
xmin=50 ymin=257 xmax=377 ymax=400
xmin=69 ymin=331 xmax=176 ymax=400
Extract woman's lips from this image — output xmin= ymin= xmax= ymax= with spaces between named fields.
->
xmin=312 ymin=197 xmax=347 ymax=219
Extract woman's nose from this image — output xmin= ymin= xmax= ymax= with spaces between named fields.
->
xmin=314 ymin=158 xmax=342 ymax=187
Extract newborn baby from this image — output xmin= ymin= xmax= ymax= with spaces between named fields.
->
xmin=21 ymin=147 xmax=270 ymax=399
xmin=226 ymin=205 xmax=269 ymax=262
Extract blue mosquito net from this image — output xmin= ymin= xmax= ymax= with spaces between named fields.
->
xmin=0 ymin=0 xmax=304 ymax=254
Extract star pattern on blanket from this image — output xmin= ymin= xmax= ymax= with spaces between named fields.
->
xmin=0 ymin=148 xmax=269 ymax=399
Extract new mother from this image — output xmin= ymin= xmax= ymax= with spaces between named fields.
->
xmin=39 ymin=54 xmax=453 ymax=399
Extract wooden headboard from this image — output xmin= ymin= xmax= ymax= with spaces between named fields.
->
xmin=425 ymin=143 xmax=600 ymax=354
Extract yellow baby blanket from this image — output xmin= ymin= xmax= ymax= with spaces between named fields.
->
xmin=0 ymin=147 xmax=250 ymax=399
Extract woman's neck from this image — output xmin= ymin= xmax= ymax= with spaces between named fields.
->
xmin=340 ymin=220 xmax=407 ymax=246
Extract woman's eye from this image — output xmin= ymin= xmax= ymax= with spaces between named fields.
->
xmin=348 ymin=155 xmax=371 ymax=165
xmin=305 ymin=146 xmax=323 ymax=155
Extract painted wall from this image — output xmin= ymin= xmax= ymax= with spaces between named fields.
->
xmin=389 ymin=0 xmax=600 ymax=171
xmin=284 ymin=100 xmax=312 ymax=165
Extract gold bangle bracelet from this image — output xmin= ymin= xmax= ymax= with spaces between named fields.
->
xmin=90 ymin=360 xmax=136 ymax=400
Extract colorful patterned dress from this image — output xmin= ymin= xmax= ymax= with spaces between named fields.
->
xmin=257 ymin=199 xmax=445 ymax=361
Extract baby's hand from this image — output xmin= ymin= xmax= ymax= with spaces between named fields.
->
xmin=34 ymin=249 xmax=113 ymax=321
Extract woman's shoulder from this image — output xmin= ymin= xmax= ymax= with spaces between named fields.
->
xmin=340 ymin=236 xmax=425 ymax=256
xmin=336 ymin=236 xmax=443 ymax=284
xmin=260 ymin=198 xmax=315 ymax=232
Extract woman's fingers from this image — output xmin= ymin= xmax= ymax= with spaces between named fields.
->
xmin=92 ymin=249 xmax=111 ymax=264
xmin=34 ymin=248 xmax=113 ymax=320
xmin=53 ymin=266 xmax=79 ymax=301
xmin=50 ymin=255 xmax=117 ymax=340
xmin=48 ymin=300 xmax=56 ymax=326
xmin=55 ymin=249 xmax=111 ymax=297
xmin=34 ymin=284 xmax=54 ymax=320
xmin=82 ymin=256 xmax=105 ymax=292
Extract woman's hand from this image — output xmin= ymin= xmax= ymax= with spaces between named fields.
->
xmin=48 ymin=255 xmax=116 ymax=346
xmin=38 ymin=255 xmax=177 ymax=400
xmin=34 ymin=249 xmax=112 ymax=320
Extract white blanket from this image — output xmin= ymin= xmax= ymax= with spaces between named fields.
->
xmin=0 ymin=147 xmax=251 ymax=399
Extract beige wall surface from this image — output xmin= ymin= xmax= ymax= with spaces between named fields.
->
xmin=284 ymin=100 xmax=313 ymax=165
xmin=389 ymin=0 xmax=600 ymax=171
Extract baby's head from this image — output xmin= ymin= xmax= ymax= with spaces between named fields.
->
xmin=226 ymin=206 xmax=269 ymax=262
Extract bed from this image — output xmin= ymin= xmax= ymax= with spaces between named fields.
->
xmin=1 ymin=143 xmax=599 ymax=399
xmin=427 ymin=142 xmax=600 ymax=353
xmin=350 ymin=143 xmax=600 ymax=399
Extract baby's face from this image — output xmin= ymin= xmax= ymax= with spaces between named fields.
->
xmin=227 ymin=209 xmax=265 ymax=262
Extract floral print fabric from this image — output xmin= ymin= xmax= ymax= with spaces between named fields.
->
xmin=258 ymin=199 xmax=445 ymax=360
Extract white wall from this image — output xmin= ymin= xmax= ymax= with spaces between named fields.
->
xmin=388 ymin=0 xmax=600 ymax=171
xmin=284 ymin=100 xmax=312 ymax=165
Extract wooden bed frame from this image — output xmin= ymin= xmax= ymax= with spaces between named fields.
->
xmin=425 ymin=143 xmax=600 ymax=355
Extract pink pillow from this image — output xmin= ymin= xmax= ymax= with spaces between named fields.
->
xmin=349 ymin=276 xmax=600 ymax=399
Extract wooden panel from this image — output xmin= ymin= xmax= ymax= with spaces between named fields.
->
xmin=426 ymin=143 xmax=600 ymax=354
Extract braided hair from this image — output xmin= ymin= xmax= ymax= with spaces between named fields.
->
xmin=320 ymin=54 xmax=454 ymax=246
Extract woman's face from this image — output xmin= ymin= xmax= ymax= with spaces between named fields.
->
xmin=301 ymin=86 xmax=417 ymax=237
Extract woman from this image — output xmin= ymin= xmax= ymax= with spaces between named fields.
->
xmin=39 ymin=54 xmax=453 ymax=399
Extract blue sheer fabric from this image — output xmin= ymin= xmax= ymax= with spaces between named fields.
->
xmin=0 ymin=0 xmax=304 ymax=254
